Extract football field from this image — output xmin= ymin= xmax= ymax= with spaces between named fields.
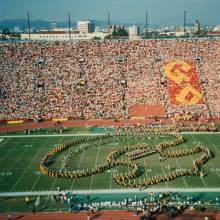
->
xmin=0 ymin=132 xmax=220 ymax=194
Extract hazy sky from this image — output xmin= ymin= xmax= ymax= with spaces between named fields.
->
xmin=0 ymin=0 xmax=220 ymax=25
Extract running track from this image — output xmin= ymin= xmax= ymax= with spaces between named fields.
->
xmin=1 ymin=210 xmax=220 ymax=220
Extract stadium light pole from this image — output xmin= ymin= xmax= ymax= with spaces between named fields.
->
xmin=184 ymin=10 xmax=186 ymax=35
xmin=108 ymin=11 xmax=111 ymax=37
xmin=145 ymin=10 xmax=148 ymax=37
xmin=27 ymin=12 xmax=31 ymax=40
xmin=68 ymin=13 xmax=71 ymax=41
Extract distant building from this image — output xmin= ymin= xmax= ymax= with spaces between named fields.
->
xmin=51 ymin=28 xmax=74 ymax=32
xmin=20 ymin=29 xmax=108 ymax=41
xmin=213 ymin=26 xmax=220 ymax=32
xmin=118 ymin=25 xmax=125 ymax=30
xmin=109 ymin=25 xmax=128 ymax=36
xmin=175 ymin=28 xmax=185 ymax=37
xmin=50 ymin=22 xmax=57 ymax=30
xmin=128 ymin=25 xmax=140 ymax=37
xmin=207 ymin=31 xmax=220 ymax=37
xmin=77 ymin=21 xmax=95 ymax=34
xmin=109 ymin=25 xmax=116 ymax=34
xmin=14 ymin=26 xmax=21 ymax=33
xmin=194 ymin=20 xmax=201 ymax=34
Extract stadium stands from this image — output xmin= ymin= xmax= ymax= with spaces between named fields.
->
xmin=0 ymin=39 xmax=220 ymax=121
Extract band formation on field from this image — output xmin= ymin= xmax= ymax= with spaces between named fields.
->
xmin=40 ymin=125 xmax=217 ymax=189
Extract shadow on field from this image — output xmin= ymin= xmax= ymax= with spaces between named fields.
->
xmin=14 ymin=215 xmax=25 ymax=220
xmin=0 ymin=197 xmax=11 ymax=203
xmin=38 ymin=206 xmax=48 ymax=212
xmin=193 ymin=192 xmax=204 ymax=201
xmin=91 ymin=211 xmax=103 ymax=219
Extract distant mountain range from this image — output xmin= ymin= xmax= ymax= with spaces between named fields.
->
xmin=0 ymin=19 xmax=76 ymax=31
xmin=0 ymin=19 xmax=162 ymax=31
xmin=0 ymin=19 xmax=205 ymax=32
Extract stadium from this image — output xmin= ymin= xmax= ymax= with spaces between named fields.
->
xmin=0 ymin=37 xmax=220 ymax=219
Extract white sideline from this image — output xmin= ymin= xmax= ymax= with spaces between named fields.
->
xmin=0 ymin=133 xmax=107 ymax=138
xmin=1 ymin=188 xmax=220 ymax=197
xmin=0 ymin=131 xmax=220 ymax=138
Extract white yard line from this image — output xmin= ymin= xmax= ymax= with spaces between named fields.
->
xmin=0 ymin=138 xmax=20 ymax=162
xmin=180 ymin=138 xmax=207 ymax=188
xmin=189 ymin=134 xmax=208 ymax=188
xmin=203 ymin=134 xmax=220 ymax=182
xmin=30 ymin=172 xmax=43 ymax=192
xmin=70 ymin=148 xmax=86 ymax=189
xmin=110 ymin=168 xmax=113 ymax=189
xmin=30 ymin=138 xmax=61 ymax=191
xmin=181 ymin=132 xmax=220 ymax=134
xmin=205 ymin=134 xmax=220 ymax=154
xmin=143 ymin=154 xmax=149 ymax=180
xmin=0 ymin=133 xmax=106 ymax=138
xmin=42 ymin=137 xmax=65 ymax=208
xmin=174 ymin=157 xmax=189 ymax=188
xmin=9 ymin=137 xmax=50 ymax=192
xmin=89 ymin=145 xmax=101 ymax=190
xmin=0 ymin=132 xmax=219 ymax=139
xmin=153 ymin=138 xmax=169 ymax=189
xmin=0 ymin=138 xmax=10 ymax=149
xmin=108 ymin=142 xmax=117 ymax=190
xmin=1 ymin=187 xmax=220 ymax=197
xmin=0 ymin=150 xmax=28 ymax=184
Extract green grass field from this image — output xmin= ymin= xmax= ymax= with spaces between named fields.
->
xmin=0 ymin=131 xmax=220 ymax=193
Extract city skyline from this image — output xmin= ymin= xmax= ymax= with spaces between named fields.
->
xmin=0 ymin=0 xmax=220 ymax=25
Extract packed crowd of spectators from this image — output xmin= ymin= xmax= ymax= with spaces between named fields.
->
xmin=0 ymin=39 xmax=219 ymax=120
xmin=198 ymin=39 xmax=220 ymax=119
xmin=157 ymin=39 xmax=219 ymax=121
